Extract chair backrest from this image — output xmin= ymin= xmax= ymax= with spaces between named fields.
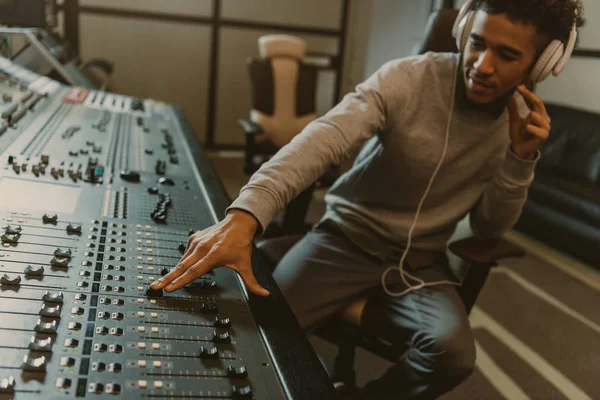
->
xmin=247 ymin=35 xmax=318 ymax=148
xmin=416 ymin=8 xmax=459 ymax=55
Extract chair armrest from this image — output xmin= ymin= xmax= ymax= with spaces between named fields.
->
xmin=238 ymin=119 xmax=265 ymax=136
xmin=448 ymin=236 xmax=525 ymax=265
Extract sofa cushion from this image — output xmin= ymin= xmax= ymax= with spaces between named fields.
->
xmin=529 ymin=174 xmax=600 ymax=227
xmin=539 ymin=104 xmax=600 ymax=185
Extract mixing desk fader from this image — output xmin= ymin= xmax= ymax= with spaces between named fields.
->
xmin=0 ymin=57 xmax=334 ymax=400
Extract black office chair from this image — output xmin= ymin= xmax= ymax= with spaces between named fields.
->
xmin=253 ymin=5 xmax=526 ymax=390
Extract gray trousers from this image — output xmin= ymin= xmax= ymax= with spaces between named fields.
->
xmin=272 ymin=226 xmax=476 ymax=399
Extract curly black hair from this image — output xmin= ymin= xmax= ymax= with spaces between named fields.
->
xmin=471 ymin=0 xmax=586 ymax=47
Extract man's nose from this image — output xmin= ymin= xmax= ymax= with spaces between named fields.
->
xmin=473 ymin=50 xmax=495 ymax=76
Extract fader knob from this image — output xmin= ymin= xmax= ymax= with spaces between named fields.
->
xmin=199 ymin=346 xmax=219 ymax=359
xmin=160 ymin=267 xmax=169 ymax=276
xmin=34 ymin=320 xmax=57 ymax=333
xmin=1 ymin=233 xmax=20 ymax=243
xmin=22 ymin=355 xmax=47 ymax=372
xmin=29 ymin=336 xmax=53 ymax=352
xmin=24 ymin=265 xmax=44 ymax=276
xmin=178 ymin=243 xmax=186 ymax=254
xmin=0 ymin=274 xmax=21 ymax=286
xmin=66 ymin=223 xmax=82 ymax=234
xmin=120 ymin=170 xmax=141 ymax=182
xmin=4 ymin=225 xmax=21 ymax=234
xmin=54 ymin=248 xmax=72 ymax=258
xmin=227 ymin=365 xmax=248 ymax=379
xmin=145 ymin=285 xmax=163 ymax=297
xmin=0 ymin=376 xmax=14 ymax=393
xmin=232 ymin=384 xmax=253 ymax=399
xmin=42 ymin=291 xmax=63 ymax=303
xmin=42 ymin=213 xmax=58 ymax=224
xmin=39 ymin=304 xmax=62 ymax=317
xmin=214 ymin=315 xmax=231 ymax=328
xmin=50 ymin=256 xmax=70 ymax=267
xmin=212 ymin=331 xmax=231 ymax=344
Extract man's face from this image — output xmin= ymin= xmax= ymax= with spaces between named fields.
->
xmin=462 ymin=10 xmax=539 ymax=104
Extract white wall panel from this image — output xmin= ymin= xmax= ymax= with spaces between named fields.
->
xmin=536 ymin=57 xmax=600 ymax=113
xmin=222 ymin=0 xmax=342 ymax=30
xmin=214 ymin=27 xmax=339 ymax=145
xmin=578 ymin=0 xmax=599 ymax=50
xmin=80 ymin=0 xmax=212 ymax=17
xmin=80 ymin=14 xmax=211 ymax=141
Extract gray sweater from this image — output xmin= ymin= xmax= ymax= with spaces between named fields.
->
xmin=228 ymin=52 xmax=538 ymax=267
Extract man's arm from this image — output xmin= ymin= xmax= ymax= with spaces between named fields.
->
xmin=469 ymin=148 xmax=538 ymax=237
xmin=470 ymin=85 xmax=550 ymax=237
xmin=227 ymin=59 xmax=413 ymax=233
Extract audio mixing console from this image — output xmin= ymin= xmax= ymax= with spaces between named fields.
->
xmin=0 ymin=57 xmax=333 ymax=400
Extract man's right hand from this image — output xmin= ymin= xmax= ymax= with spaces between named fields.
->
xmin=149 ymin=210 xmax=269 ymax=297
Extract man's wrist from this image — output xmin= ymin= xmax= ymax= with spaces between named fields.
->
xmin=510 ymin=145 xmax=537 ymax=161
xmin=225 ymin=209 xmax=260 ymax=236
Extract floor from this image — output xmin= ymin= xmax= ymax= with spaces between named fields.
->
xmin=207 ymin=151 xmax=600 ymax=400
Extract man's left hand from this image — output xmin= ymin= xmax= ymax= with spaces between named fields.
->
xmin=507 ymin=84 xmax=551 ymax=160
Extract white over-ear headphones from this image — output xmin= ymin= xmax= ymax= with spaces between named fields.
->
xmin=451 ymin=0 xmax=578 ymax=83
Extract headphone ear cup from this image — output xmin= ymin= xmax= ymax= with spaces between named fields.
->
xmin=531 ymin=40 xmax=564 ymax=83
xmin=455 ymin=11 xmax=476 ymax=52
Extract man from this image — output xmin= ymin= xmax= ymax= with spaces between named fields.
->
xmin=152 ymin=0 xmax=585 ymax=398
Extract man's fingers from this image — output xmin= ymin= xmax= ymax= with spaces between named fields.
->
xmin=150 ymin=262 xmax=189 ymax=290
xmin=237 ymin=263 xmax=270 ymax=297
xmin=529 ymin=111 xmax=551 ymax=131
xmin=507 ymin=95 xmax=521 ymax=132
xmin=525 ymin=124 xmax=549 ymax=141
xmin=164 ymin=253 xmax=218 ymax=292
xmin=516 ymin=85 xmax=547 ymax=114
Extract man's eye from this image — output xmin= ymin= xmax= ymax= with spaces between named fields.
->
xmin=500 ymin=53 xmax=518 ymax=61
xmin=470 ymin=39 xmax=484 ymax=49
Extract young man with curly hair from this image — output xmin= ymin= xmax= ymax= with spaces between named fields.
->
xmin=153 ymin=0 xmax=585 ymax=398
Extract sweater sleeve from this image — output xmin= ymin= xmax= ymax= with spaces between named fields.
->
xmin=226 ymin=60 xmax=412 ymax=234
xmin=469 ymin=147 xmax=540 ymax=237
